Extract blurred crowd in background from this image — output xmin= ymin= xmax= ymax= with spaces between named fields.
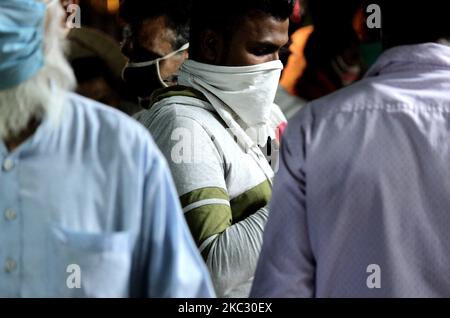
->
xmin=65 ymin=0 xmax=382 ymax=118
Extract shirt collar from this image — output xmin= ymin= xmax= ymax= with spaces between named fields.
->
xmin=0 ymin=112 xmax=53 ymax=156
xmin=365 ymin=42 xmax=450 ymax=78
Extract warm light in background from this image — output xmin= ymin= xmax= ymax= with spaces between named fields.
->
xmin=87 ymin=0 xmax=119 ymax=14
xmin=107 ymin=0 xmax=119 ymax=13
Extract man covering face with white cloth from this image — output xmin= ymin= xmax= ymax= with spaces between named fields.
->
xmin=135 ymin=0 xmax=293 ymax=297
xmin=0 ymin=0 xmax=214 ymax=298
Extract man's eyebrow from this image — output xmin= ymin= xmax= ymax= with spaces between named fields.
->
xmin=249 ymin=41 xmax=285 ymax=49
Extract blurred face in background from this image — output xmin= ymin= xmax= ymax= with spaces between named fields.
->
xmin=71 ymin=57 xmax=122 ymax=108
xmin=121 ymin=16 xmax=188 ymax=100
xmin=77 ymin=76 xmax=121 ymax=106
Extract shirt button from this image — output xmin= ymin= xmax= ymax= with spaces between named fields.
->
xmin=4 ymin=209 xmax=17 ymax=221
xmin=2 ymin=158 xmax=15 ymax=172
xmin=4 ymin=259 xmax=17 ymax=273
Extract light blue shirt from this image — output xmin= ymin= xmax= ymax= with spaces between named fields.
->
xmin=0 ymin=93 xmax=215 ymax=298
xmin=252 ymin=43 xmax=450 ymax=298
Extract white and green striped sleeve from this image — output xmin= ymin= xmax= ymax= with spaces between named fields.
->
xmin=147 ymin=111 xmax=232 ymax=257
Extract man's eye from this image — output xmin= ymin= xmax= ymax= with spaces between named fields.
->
xmin=250 ymin=46 xmax=279 ymax=57
xmin=251 ymin=48 xmax=270 ymax=56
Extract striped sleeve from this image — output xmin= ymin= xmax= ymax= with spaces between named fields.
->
xmin=181 ymin=187 xmax=232 ymax=258
xmin=145 ymin=109 xmax=231 ymax=258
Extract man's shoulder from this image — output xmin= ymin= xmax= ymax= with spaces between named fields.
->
xmin=290 ymin=78 xmax=382 ymax=126
xmin=314 ymin=78 xmax=380 ymax=115
xmin=65 ymin=92 xmax=158 ymax=157
xmin=67 ymin=93 xmax=146 ymax=132
xmin=136 ymin=95 xmax=222 ymax=133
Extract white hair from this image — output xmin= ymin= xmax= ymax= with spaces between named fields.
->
xmin=0 ymin=0 xmax=76 ymax=141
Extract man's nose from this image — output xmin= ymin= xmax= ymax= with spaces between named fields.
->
xmin=270 ymin=52 xmax=280 ymax=62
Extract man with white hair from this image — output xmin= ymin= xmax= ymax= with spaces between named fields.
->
xmin=0 ymin=0 xmax=214 ymax=297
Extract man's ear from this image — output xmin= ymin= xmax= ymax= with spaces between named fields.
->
xmin=199 ymin=30 xmax=224 ymax=64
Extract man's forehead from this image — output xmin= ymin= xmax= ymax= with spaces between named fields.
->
xmin=234 ymin=11 xmax=289 ymax=44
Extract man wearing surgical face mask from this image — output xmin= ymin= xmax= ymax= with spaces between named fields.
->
xmin=136 ymin=0 xmax=294 ymax=297
xmin=119 ymin=0 xmax=190 ymax=109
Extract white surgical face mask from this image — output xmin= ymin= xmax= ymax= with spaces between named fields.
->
xmin=121 ymin=42 xmax=189 ymax=88
xmin=178 ymin=59 xmax=283 ymax=147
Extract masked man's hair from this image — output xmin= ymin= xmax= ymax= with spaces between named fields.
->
xmin=189 ymin=0 xmax=295 ymax=59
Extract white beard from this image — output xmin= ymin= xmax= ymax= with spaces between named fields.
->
xmin=0 ymin=0 xmax=76 ymax=141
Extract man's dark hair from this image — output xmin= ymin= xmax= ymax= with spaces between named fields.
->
xmin=119 ymin=0 xmax=191 ymax=50
xmin=378 ymin=1 xmax=450 ymax=48
xmin=190 ymin=0 xmax=295 ymax=57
